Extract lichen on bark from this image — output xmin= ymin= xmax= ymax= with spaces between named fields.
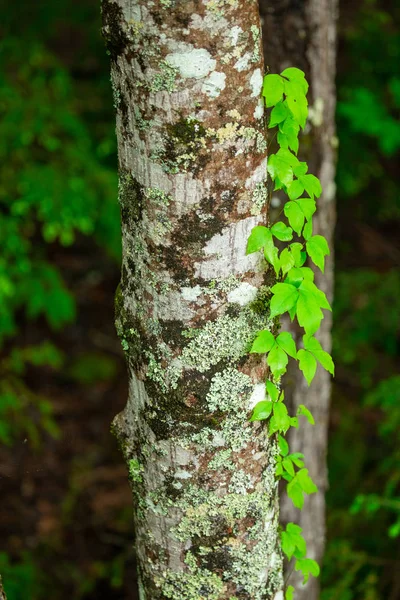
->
xmin=103 ymin=0 xmax=283 ymax=597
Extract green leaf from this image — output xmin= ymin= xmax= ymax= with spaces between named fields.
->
xmin=266 ymin=380 xmax=280 ymax=402
xmin=263 ymin=74 xmax=284 ymax=107
xmin=246 ymin=225 xmax=272 ymax=254
xmin=306 ymin=235 xmax=330 ymax=272
xmin=303 ymin=335 xmax=335 ymax=374
xmin=287 ymin=480 xmax=304 ymax=509
xmin=290 ymin=452 xmax=305 ymax=468
xmin=283 ymin=457 xmax=295 ymax=477
xmin=250 ymin=400 xmax=273 ymax=421
xmin=295 ymin=558 xmax=320 ymax=584
xmin=300 ymin=267 xmax=314 ymax=281
xmin=299 ymin=280 xmax=331 ymax=311
xmin=270 ymin=283 xmax=299 ymax=318
xmin=251 ymin=330 xmax=275 ymax=353
xmin=284 ymin=79 xmax=307 ymax=100
xmin=293 ymin=162 xmax=308 ymax=177
xmin=277 ymin=131 xmax=289 ymax=150
xmin=278 ymin=434 xmax=289 ymax=456
xmin=267 ymin=344 xmax=288 ymax=377
xmin=299 ymin=174 xmax=322 ymax=199
xmin=287 ymin=94 xmax=308 ymax=129
xmin=278 ymin=129 xmax=299 ymax=154
xmin=297 ymin=468 xmax=318 ymax=494
xmin=272 ymin=402 xmax=290 ymax=432
xmin=286 ymin=522 xmax=307 ymax=556
xmin=288 ymin=244 xmax=304 ymax=268
xmin=297 ymin=197 xmax=316 ymax=221
xmin=284 ymin=201 xmax=305 ymax=236
xmin=281 ymin=67 xmax=309 ymax=94
xmin=269 ymin=101 xmax=289 ymax=127
xmin=287 ymin=179 xmax=304 ymax=200
xmin=279 ymin=117 xmax=300 ymax=154
xmin=280 ymin=248 xmax=295 ymax=276
xmin=271 ymin=221 xmax=293 ymax=241
xmin=268 ymin=149 xmax=299 ymax=188
xmin=297 ymin=404 xmax=315 ymax=425
xmin=281 ymin=532 xmax=296 ymax=560
xmin=264 ymin=245 xmax=281 ymax=278
xmin=286 ymin=585 xmax=295 ymax=600
xmin=276 ymin=331 xmax=297 ymax=359
xmin=281 ymin=67 xmax=306 ymax=80
xmin=277 ymin=148 xmax=300 ymax=166
xmin=297 ymin=349 xmax=317 ymax=385
xmin=267 ymin=154 xmax=293 ymax=187
xmin=296 ymin=290 xmax=323 ymax=335
xmin=285 ymin=267 xmax=304 ymax=287
xmin=303 ymin=220 xmax=313 ymax=241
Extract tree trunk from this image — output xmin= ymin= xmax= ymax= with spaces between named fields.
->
xmin=102 ymin=1 xmax=283 ymax=598
xmin=0 ymin=576 xmax=7 ymax=600
xmin=259 ymin=1 xmax=338 ymax=598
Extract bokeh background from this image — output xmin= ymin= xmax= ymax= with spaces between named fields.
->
xmin=0 ymin=1 xmax=399 ymax=598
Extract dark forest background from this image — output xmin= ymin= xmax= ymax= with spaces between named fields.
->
xmin=0 ymin=1 xmax=399 ymax=598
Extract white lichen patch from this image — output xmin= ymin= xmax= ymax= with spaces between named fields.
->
xmin=234 ymin=52 xmax=251 ymax=72
xmin=226 ymin=282 xmax=258 ymax=306
xmin=166 ymin=48 xmax=216 ymax=79
xmin=254 ymin=98 xmax=264 ymax=120
xmin=249 ymin=383 xmax=267 ymax=409
xmin=202 ymin=71 xmax=226 ymax=98
xmin=250 ymin=68 xmax=263 ymax=98
xmin=180 ymin=285 xmax=203 ymax=303
xmin=229 ymin=25 xmax=243 ymax=46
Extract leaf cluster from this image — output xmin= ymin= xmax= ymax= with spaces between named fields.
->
xmin=247 ymin=67 xmax=334 ymax=593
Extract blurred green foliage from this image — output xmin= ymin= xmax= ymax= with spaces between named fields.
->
xmin=0 ymin=552 xmax=42 ymax=600
xmin=0 ymin=0 xmax=119 ymax=449
xmin=322 ymin=0 xmax=400 ymax=598
xmin=0 ymin=1 xmax=125 ymax=598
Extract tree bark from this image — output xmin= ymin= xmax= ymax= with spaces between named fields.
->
xmin=259 ymin=1 xmax=338 ymax=598
xmin=102 ymin=1 xmax=283 ymax=598
xmin=0 ymin=576 xmax=7 ymax=600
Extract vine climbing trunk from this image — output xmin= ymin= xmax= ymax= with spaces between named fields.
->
xmin=102 ymin=1 xmax=283 ymax=598
xmin=259 ymin=1 xmax=338 ymax=598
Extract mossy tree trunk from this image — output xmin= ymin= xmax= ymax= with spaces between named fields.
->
xmin=102 ymin=1 xmax=283 ymax=598
xmin=259 ymin=1 xmax=338 ymax=598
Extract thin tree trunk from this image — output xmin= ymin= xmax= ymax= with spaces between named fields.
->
xmin=102 ymin=1 xmax=283 ymax=598
xmin=259 ymin=1 xmax=338 ymax=598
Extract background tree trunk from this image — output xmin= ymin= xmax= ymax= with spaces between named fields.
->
xmin=258 ymin=1 xmax=338 ymax=598
xmin=102 ymin=1 xmax=283 ymax=598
